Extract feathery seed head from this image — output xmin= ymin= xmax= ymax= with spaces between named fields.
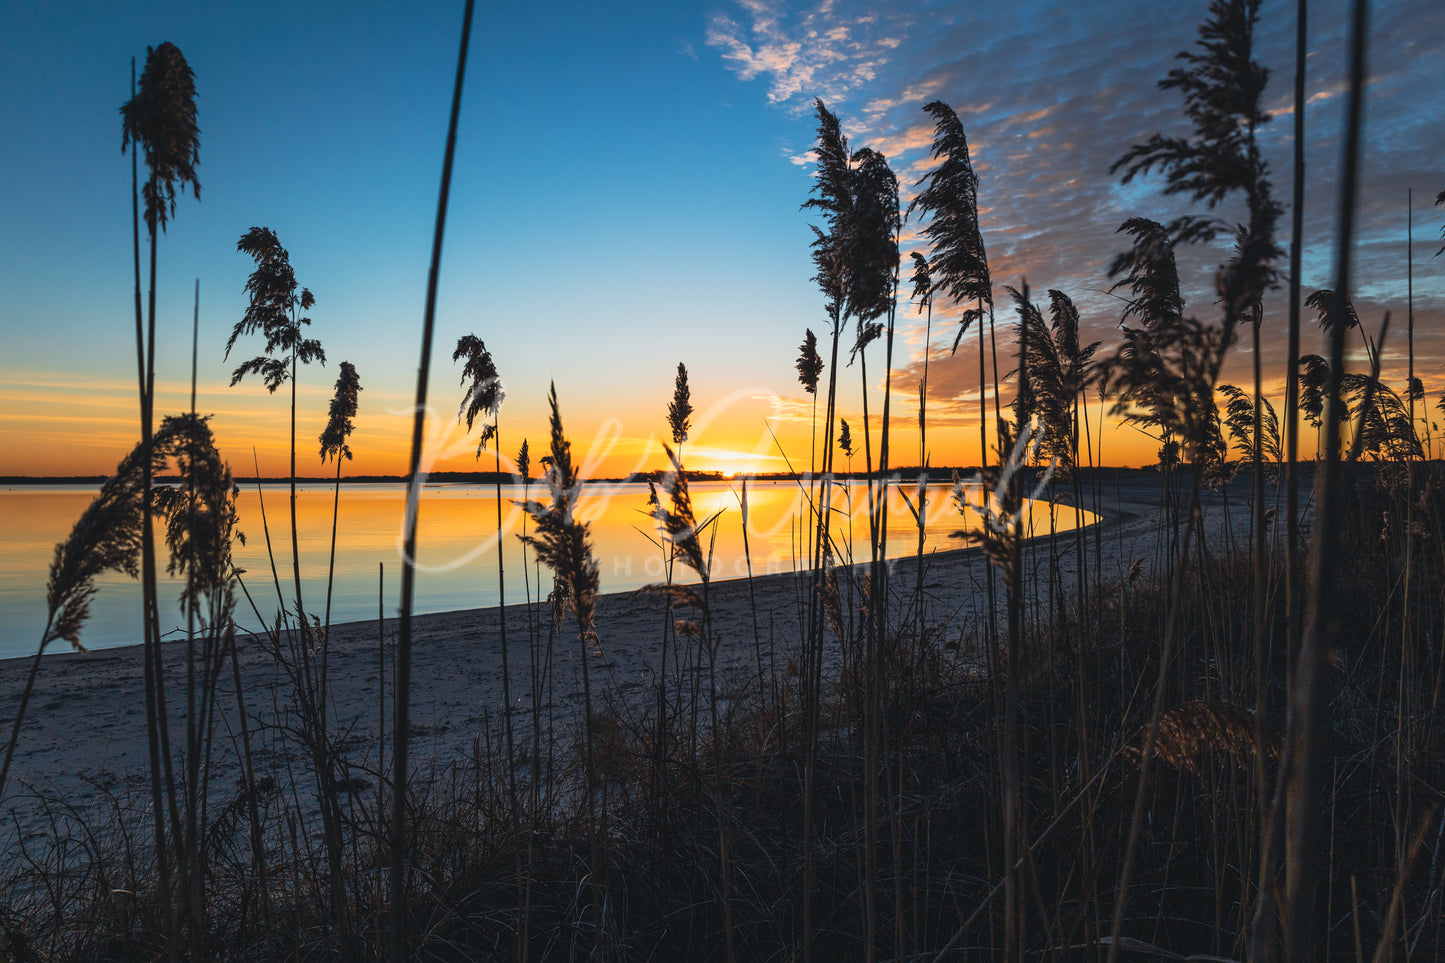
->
xmin=320 ymin=361 xmax=361 ymax=462
xmin=519 ymin=383 xmax=600 ymax=639
xmin=121 ymin=42 xmax=201 ymax=234
xmin=668 ymin=362 xmax=693 ymax=445
xmin=453 ymin=334 xmax=504 ymax=436
xmin=796 ymin=329 xmax=823 ymax=395
xmin=654 ymin=444 xmax=707 ymax=580
xmin=909 ymin=252 xmax=932 ymax=312
xmin=516 ymin=439 xmax=531 ymax=482
xmin=228 ymin=228 xmax=325 ymax=386
xmin=909 ymin=101 xmax=991 ymax=312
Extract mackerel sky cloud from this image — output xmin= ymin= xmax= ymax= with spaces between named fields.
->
xmin=708 ymin=0 xmax=1445 ymax=411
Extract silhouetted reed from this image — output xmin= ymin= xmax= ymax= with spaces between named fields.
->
xmin=121 ymin=45 xmax=201 ymax=954
xmin=0 ymin=444 xmax=151 ymax=808
xmin=226 ymin=226 xmax=327 ymax=632
xmin=519 ymin=382 xmax=605 ymax=947
xmin=1219 ymin=382 xmax=1282 ymax=464
xmin=668 ymin=361 xmax=693 ymax=452
xmin=320 ymin=360 xmax=361 ymax=635
xmin=1101 ymin=3 xmax=1284 ymax=958
xmin=391 ymin=3 xmax=476 ymax=956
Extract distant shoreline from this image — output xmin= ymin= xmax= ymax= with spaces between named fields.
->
xmin=2 ymin=465 xmax=1184 ymax=487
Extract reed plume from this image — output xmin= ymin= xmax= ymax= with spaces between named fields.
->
xmin=668 ymin=362 xmax=693 ymax=448
xmin=1100 ymin=218 xmax=1229 ymax=476
xmin=1298 ymin=354 xmax=1331 ymax=430
xmin=652 ymin=445 xmax=707 ymax=581
xmin=226 ymin=228 xmax=325 ymax=390
xmin=1096 ymin=314 xmax=1229 ymax=480
xmin=149 ymin=414 xmax=241 ymax=955
xmin=1342 ymin=374 xmax=1421 ymax=462
xmin=799 ymin=98 xmax=852 ymax=963
xmin=1109 ymin=218 xmax=1184 ymax=328
xmin=0 ymin=436 xmax=156 ymax=809
xmin=1012 ymin=287 xmax=1099 ymax=478
xmin=910 ymin=251 xmax=935 ymax=628
xmin=453 ymin=332 xmax=523 ymax=955
xmin=653 ymin=442 xmax=735 ymax=962
xmin=798 ymin=329 xmax=824 ymax=478
xmin=1111 ymin=0 xmax=1280 ymax=244
xmin=1295 ymin=353 xmax=1420 ymax=461
xmin=908 ymin=102 xmax=991 ymax=318
xmin=319 ymin=361 xmax=361 ymax=464
xmin=43 ymin=457 xmax=151 ymax=650
xmin=228 ymin=239 xmax=343 ymax=944
xmin=1434 ymin=189 xmax=1444 ymax=256
xmin=796 ymin=330 xmax=822 ymax=395
xmin=846 ymin=146 xmax=901 ymax=326
xmin=853 ymin=150 xmax=902 ymax=769
xmin=4 ymin=416 xmax=239 ymax=956
xmin=1218 ymin=383 xmax=1282 ymax=463
xmin=453 ymin=334 xmax=502 ymax=454
xmin=1305 ymin=288 xmax=1362 ymax=335
xmin=950 ymin=422 xmax=1053 ymax=573
xmin=910 ymin=251 xmax=935 ymax=454
xmin=151 ymin=414 xmax=241 ymax=621
xmin=521 ymin=384 xmax=601 ymax=641
xmin=121 ymin=43 xmax=200 ymax=235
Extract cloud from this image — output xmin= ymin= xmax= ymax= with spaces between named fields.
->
xmin=704 ymin=0 xmax=1445 ymax=468
xmin=705 ymin=0 xmax=913 ymax=108
xmin=712 ymin=0 xmax=1445 ymax=414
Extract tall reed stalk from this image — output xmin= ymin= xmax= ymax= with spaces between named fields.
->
xmin=452 ymin=333 xmax=521 ymax=957
xmin=654 ymin=443 xmax=735 ymax=963
xmin=1285 ymin=0 xmax=1368 ymax=954
xmin=452 ymin=336 xmax=513 ymax=798
xmin=1103 ymin=1 xmax=1281 ymax=955
xmin=519 ymin=383 xmax=604 ymax=951
xmin=320 ymin=362 xmax=361 ymax=641
xmin=391 ymin=2 xmax=475 ymax=955
xmin=121 ymin=43 xmax=200 ymax=957
xmin=799 ymin=97 xmax=852 ymax=963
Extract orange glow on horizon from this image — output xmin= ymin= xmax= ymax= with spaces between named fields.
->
xmin=2 ymin=378 xmax=1263 ymax=480
xmin=6 ymin=351 xmax=1378 ymax=479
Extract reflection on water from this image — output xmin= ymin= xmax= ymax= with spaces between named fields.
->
xmin=0 ymin=480 xmax=1095 ymax=659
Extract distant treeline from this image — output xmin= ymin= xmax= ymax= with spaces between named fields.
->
xmin=4 ymin=465 xmax=1344 ymax=488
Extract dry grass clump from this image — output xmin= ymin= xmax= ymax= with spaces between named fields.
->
xmin=1125 ymin=699 xmax=1281 ymax=778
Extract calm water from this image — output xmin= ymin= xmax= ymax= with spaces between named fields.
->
xmin=0 ymin=479 xmax=1094 ymax=660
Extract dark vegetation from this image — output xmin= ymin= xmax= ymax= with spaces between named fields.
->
xmin=5 ymin=0 xmax=1445 ymax=959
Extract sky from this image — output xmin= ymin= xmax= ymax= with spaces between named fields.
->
xmin=1 ymin=0 xmax=1442 ymax=479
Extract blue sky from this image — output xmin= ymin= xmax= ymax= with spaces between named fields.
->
xmin=2 ymin=0 xmax=1442 ymax=475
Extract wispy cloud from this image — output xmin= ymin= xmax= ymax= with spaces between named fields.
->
xmin=709 ymin=0 xmax=1445 ymax=410
xmin=706 ymin=0 xmax=911 ymax=108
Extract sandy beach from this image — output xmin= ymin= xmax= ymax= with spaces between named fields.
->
xmin=0 ymin=475 xmax=1213 ymax=847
